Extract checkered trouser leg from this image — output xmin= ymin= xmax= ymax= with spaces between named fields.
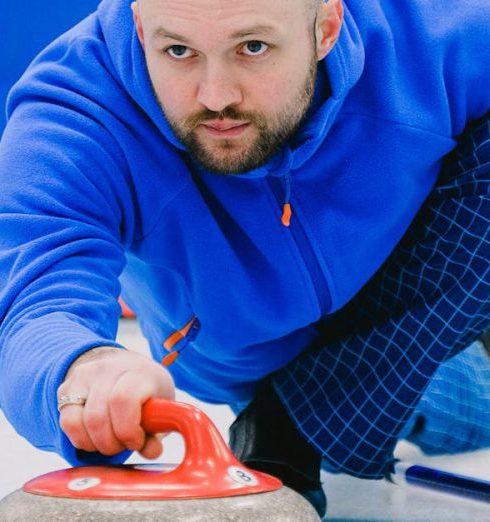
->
xmin=273 ymin=112 xmax=490 ymax=479
xmin=401 ymin=340 xmax=490 ymax=454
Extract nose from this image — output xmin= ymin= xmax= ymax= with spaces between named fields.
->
xmin=196 ymin=63 xmax=243 ymax=112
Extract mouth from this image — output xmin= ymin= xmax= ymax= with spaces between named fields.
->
xmin=199 ymin=120 xmax=251 ymax=138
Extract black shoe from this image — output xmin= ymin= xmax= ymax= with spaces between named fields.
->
xmin=480 ymin=329 xmax=490 ymax=359
xmin=229 ymin=380 xmax=327 ymax=519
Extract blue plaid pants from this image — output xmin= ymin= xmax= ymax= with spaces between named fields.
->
xmin=273 ymin=112 xmax=490 ymax=478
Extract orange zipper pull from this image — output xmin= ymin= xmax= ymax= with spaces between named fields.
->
xmin=163 ymin=316 xmax=196 ymax=351
xmin=162 ymin=351 xmax=180 ymax=366
xmin=162 ymin=315 xmax=198 ymax=367
xmin=281 ymin=203 xmax=292 ymax=227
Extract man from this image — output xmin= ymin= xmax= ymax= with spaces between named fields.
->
xmin=0 ymin=0 xmax=489 ymax=518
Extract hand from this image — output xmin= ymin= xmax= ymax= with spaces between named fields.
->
xmin=57 ymin=347 xmax=175 ymax=459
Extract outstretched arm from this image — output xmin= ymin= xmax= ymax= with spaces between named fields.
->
xmin=0 ymin=88 xmax=161 ymax=465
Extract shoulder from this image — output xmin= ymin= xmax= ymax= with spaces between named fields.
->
xmin=348 ymin=0 xmax=490 ymax=39
xmin=349 ymin=0 xmax=490 ymax=131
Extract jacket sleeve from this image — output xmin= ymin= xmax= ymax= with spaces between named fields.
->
xmin=0 ymin=94 xmax=135 ymax=465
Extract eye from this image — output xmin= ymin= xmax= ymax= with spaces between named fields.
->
xmin=166 ymin=45 xmax=194 ymax=59
xmin=241 ymin=40 xmax=269 ymax=56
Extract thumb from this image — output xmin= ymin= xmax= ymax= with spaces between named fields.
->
xmin=138 ymin=433 xmax=164 ymax=459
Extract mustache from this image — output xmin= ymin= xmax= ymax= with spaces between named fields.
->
xmin=184 ymin=106 xmax=264 ymax=130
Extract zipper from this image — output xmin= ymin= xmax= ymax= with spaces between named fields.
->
xmin=268 ymin=177 xmax=332 ymax=316
xmin=162 ymin=315 xmax=200 ymax=366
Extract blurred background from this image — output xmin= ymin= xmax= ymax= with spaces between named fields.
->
xmin=0 ymin=0 xmax=101 ymax=132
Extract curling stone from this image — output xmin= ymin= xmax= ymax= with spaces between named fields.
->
xmin=0 ymin=399 xmax=321 ymax=521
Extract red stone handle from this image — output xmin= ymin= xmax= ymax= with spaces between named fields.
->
xmin=24 ymin=398 xmax=281 ymax=499
xmin=141 ymin=398 xmax=238 ymax=473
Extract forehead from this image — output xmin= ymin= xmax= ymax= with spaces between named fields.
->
xmin=139 ymin=0 xmax=309 ymax=31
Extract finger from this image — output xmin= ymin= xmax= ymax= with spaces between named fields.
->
xmin=59 ymin=403 xmax=97 ymax=453
xmin=108 ymin=369 xmax=166 ymax=452
xmin=138 ymin=434 xmax=164 ymax=460
xmin=82 ymin=384 xmax=126 ymax=456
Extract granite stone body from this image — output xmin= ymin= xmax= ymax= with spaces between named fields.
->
xmin=0 ymin=486 xmax=321 ymax=521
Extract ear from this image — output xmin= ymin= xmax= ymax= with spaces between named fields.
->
xmin=315 ymin=0 xmax=344 ymax=60
xmin=131 ymin=1 xmax=145 ymax=48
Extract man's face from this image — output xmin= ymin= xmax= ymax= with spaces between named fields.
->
xmin=133 ymin=0 xmax=337 ymax=174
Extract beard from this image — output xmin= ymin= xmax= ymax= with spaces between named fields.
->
xmin=157 ymin=53 xmax=318 ymax=175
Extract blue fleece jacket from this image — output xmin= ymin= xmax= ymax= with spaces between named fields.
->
xmin=0 ymin=0 xmax=489 ymax=465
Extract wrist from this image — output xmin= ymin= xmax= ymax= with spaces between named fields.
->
xmin=65 ymin=346 xmax=125 ymax=379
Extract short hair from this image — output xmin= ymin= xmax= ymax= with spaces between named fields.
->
xmin=306 ymin=0 xmax=323 ymax=19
